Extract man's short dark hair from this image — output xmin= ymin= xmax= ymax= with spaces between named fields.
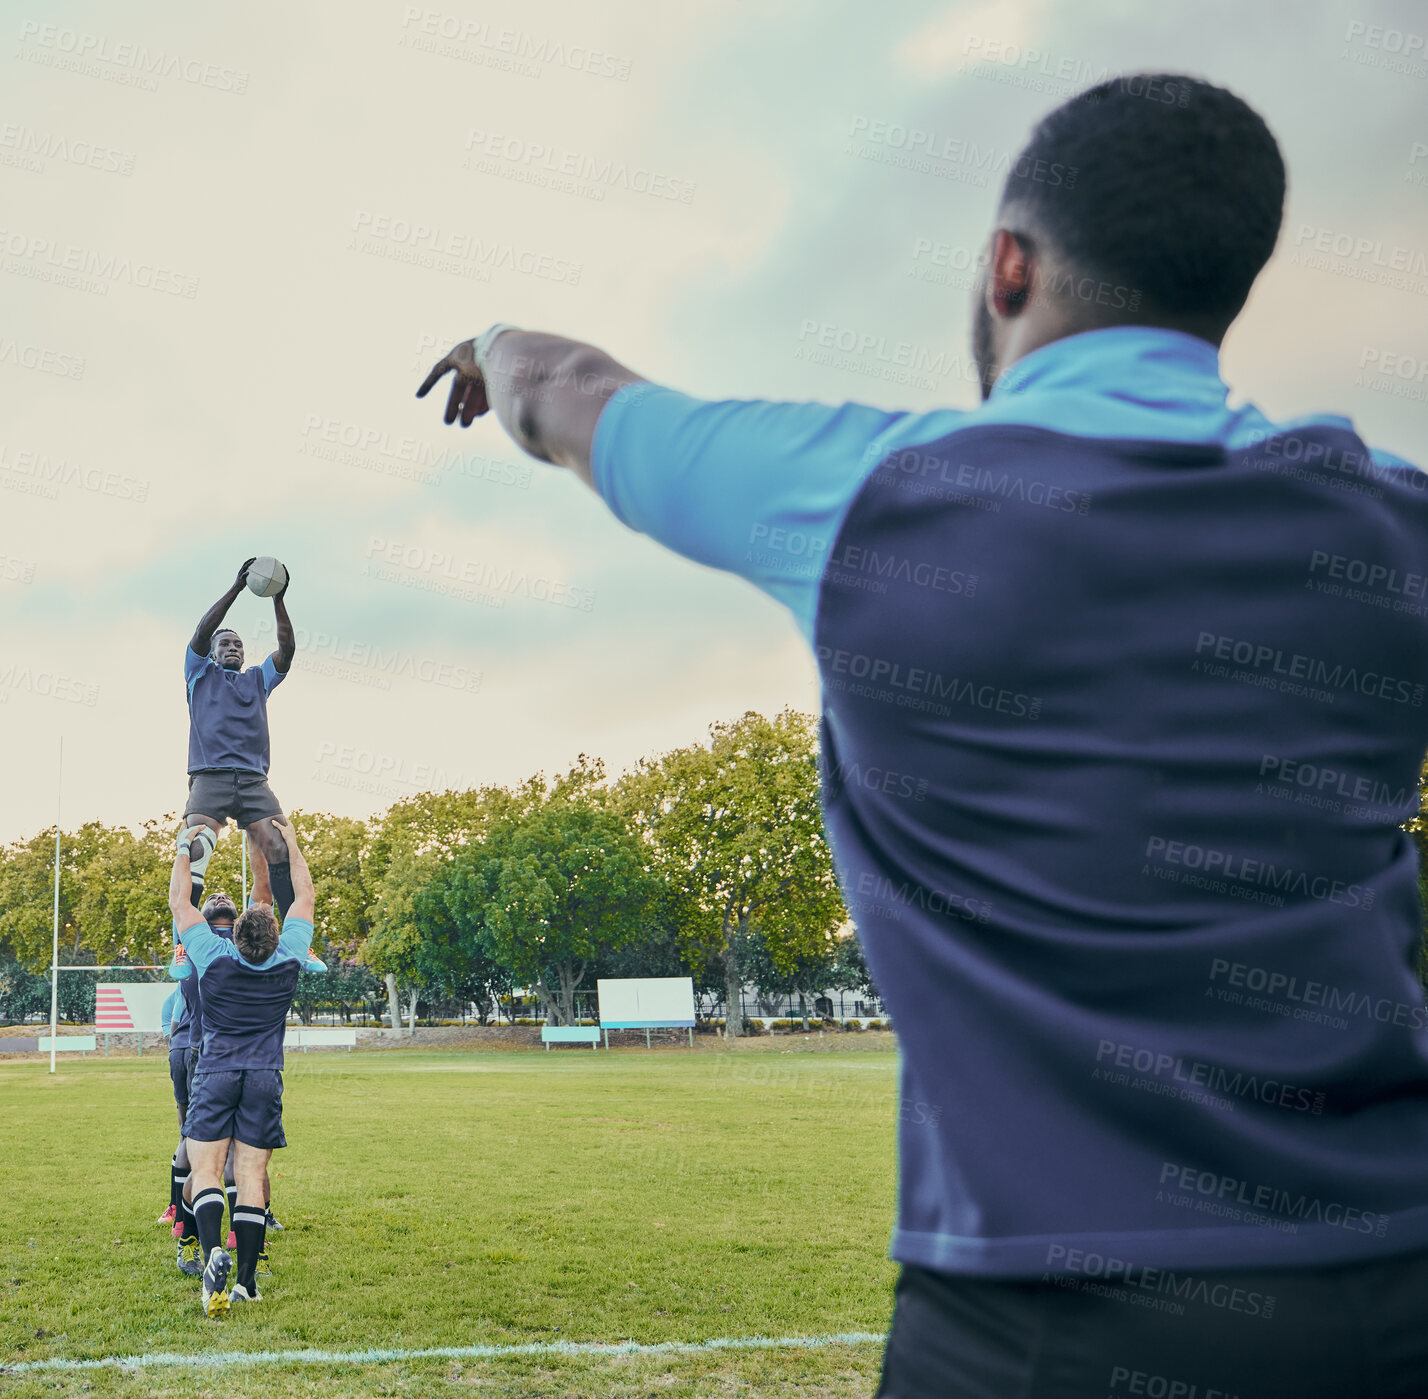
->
xmin=212 ymin=628 xmax=240 ymax=646
xmin=1000 ymin=74 xmax=1285 ymax=323
xmin=234 ymin=906 xmax=279 ymax=963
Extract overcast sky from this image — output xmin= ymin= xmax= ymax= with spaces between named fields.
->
xmin=1 ymin=0 xmax=1425 ymax=844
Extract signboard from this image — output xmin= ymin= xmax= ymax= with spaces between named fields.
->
xmin=597 ymin=977 xmax=696 ymax=1029
xmin=94 ymin=983 xmax=171 ymax=1032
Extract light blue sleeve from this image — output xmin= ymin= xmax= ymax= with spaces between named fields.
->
xmin=1369 ymin=444 xmax=1428 ymax=480
xmin=184 ymin=647 xmax=208 ymax=696
xmin=277 ymin=915 xmax=314 ymax=963
xmin=590 ymin=383 xmax=968 ymax=643
xmin=176 ymin=914 xmax=225 ymax=977
xmin=161 ymin=989 xmax=177 ymax=1037
xmin=260 ymin=655 xmax=284 ymax=694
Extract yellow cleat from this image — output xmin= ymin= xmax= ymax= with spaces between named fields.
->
xmin=200 ymin=1248 xmax=232 ymax=1319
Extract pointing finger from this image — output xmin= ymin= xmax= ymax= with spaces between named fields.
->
xmin=416 ymin=358 xmax=453 ymax=399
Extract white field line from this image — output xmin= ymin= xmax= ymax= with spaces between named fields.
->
xmin=2 ymin=1331 xmax=886 ymax=1375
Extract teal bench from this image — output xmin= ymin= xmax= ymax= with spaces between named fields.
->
xmin=541 ymin=1026 xmax=601 ymax=1050
xmin=39 ymin=1036 xmax=97 ymax=1056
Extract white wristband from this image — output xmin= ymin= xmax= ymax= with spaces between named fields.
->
xmin=473 ymin=323 xmax=519 ymax=373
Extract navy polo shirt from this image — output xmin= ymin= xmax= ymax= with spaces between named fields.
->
xmin=591 ymin=325 xmax=1428 ymax=1275
xmin=185 ymin=646 xmax=283 ymax=775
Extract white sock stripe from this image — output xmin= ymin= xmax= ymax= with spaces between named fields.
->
xmin=233 ymin=1211 xmax=267 ymax=1225
xmin=194 ymin=1191 xmax=225 ymax=1210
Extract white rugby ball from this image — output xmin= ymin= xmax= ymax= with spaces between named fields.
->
xmin=247 ymin=556 xmax=288 ymax=598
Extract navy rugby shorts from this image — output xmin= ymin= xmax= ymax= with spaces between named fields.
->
xmin=183 ymin=1068 xmax=286 ymax=1149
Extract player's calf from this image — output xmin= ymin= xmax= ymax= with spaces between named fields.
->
xmin=232 ymin=1203 xmax=268 ymax=1299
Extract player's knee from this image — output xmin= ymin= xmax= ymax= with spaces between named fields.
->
xmin=250 ymin=822 xmax=286 ymax=862
xmin=181 ymin=822 xmax=219 ymax=876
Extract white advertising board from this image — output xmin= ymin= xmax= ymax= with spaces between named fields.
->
xmin=597 ymin=976 xmax=695 ymax=1028
xmin=95 ymin=983 xmax=172 ymax=1032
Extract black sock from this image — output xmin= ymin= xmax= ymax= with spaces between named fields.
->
xmin=225 ymin=1183 xmax=238 ymax=1230
xmin=233 ymin=1205 xmax=267 ymax=1292
xmin=268 ymin=861 xmax=294 ymax=918
xmin=180 ymin=1195 xmax=198 ymax=1243
xmin=172 ymin=1163 xmax=188 ymax=1216
xmin=193 ymin=1187 xmax=226 ymax=1262
xmin=190 ymin=873 xmax=205 ymax=909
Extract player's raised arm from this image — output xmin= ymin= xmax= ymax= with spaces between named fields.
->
xmin=269 ymin=818 xmax=314 ymax=926
xmin=416 ymin=330 xmax=644 ymax=488
xmin=269 ymin=568 xmax=295 ymax=675
xmin=190 ymin=558 xmax=256 ymax=657
xmin=169 ymin=834 xmax=211 ymax=938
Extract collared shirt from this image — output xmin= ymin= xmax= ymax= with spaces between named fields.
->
xmin=592 ymin=326 xmax=1428 ymax=1275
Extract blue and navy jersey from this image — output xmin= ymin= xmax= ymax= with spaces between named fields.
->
xmin=162 ymin=988 xmax=191 ymax=1049
xmin=177 ymin=939 xmax=202 ymax=1044
xmin=185 ymin=646 xmax=284 ymax=775
xmin=171 ymin=915 xmax=232 ymax=1047
xmin=174 ymin=914 xmax=310 ymax=1071
xmin=592 ymin=325 xmax=1428 ymax=1276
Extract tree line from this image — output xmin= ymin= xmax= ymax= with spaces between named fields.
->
xmin=4 ymin=714 xmax=1426 ymax=1033
xmin=0 ymin=710 xmax=872 ymax=1035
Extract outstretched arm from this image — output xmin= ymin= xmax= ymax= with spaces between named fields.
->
xmin=269 ymin=570 xmax=295 ymax=674
xmin=416 ymin=330 xmax=644 ymax=489
xmin=168 ymin=844 xmax=207 ymax=937
xmin=190 ymin=558 xmax=256 ymax=656
xmin=270 ymin=818 xmax=315 ymax=924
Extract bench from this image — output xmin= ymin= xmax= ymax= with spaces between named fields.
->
xmin=541 ymin=1026 xmax=601 ymax=1050
xmin=284 ymin=1028 xmax=357 ymax=1051
xmin=40 ymin=1036 xmax=97 ymax=1055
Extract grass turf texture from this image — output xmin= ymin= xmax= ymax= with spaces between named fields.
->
xmin=0 ymin=1038 xmax=899 ymax=1396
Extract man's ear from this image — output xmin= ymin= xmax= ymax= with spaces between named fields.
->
xmin=989 ymin=227 xmax=1034 ymax=317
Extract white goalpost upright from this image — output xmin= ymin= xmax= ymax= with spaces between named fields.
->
xmin=48 ymin=738 xmax=62 ymax=1077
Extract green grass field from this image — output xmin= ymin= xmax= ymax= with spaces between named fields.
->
xmin=0 ymin=1037 xmax=900 ymax=1397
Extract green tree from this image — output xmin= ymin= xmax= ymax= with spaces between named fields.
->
xmin=439 ymin=761 xmax=653 ymax=1025
xmin=360 ymin=785 xmax=531 ymax=1030
xmin=618 ymin=709 xmax=843 ymax=1037
xmin=290 ymin=811 xmax=371 ymax=959
xmin=72 ymin=819 xmax=175 ymax=967
xmin=0 ymin=822 xmax=115 ymax=970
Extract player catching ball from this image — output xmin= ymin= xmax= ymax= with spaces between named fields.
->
xmin=180 ymin=558 xmax=298 ymax=918
xmin=169 ymin=816 xmax=315 ymax=1317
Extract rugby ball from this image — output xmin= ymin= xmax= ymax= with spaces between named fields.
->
xmin=246 ymin=556 xmax=288 ymax=598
